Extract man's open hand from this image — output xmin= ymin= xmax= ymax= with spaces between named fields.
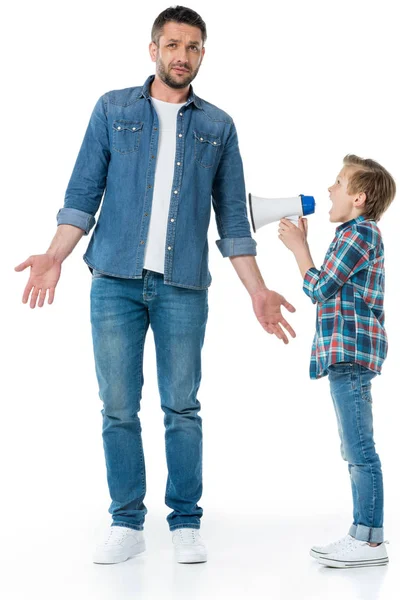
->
xmin=251 ymin=288 xmax=296 ymax=344
xmin=15 ymin=254 xmax=62 ymax=308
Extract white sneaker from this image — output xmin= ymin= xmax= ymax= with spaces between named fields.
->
xmin=172 ymin=528 xmax=207 ymax=563
xmin=93 ymin=526 xmax=145 ymax=564
xmin=310 ymin=534 xmax=353 ymax=559
xmin=317 ymin=537 xmax=388 ymax=568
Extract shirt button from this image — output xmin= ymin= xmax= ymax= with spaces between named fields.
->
xmin=148 ymin=185 xmax=152 ymax=189
xmin=180 ymin=112 xmax=183 ymax=116
xmin=168 ymin=246 xmax=172 ymax=251
xmin=151 ymin=155 xmax=156 ymax=159
xmin=154 ymin=127 xmax=158 ymax=131
xmin=174 ymin=190 xmax=178 ymax=194
xmin=178 ymin=134 xmax=183 ymax=138
xmin=200 ymin=137 xmax=203 ymax=141
xmin=140 ymin=240 xmax=145 ymax=245
xmin=117 ymin=126 xmax=121 ymax=130
xmin=177 ymin=162 xmax=181 ymax=166
xmin=144 ymin=213 xmax=149 ymax=217
xmin=132 ymin=127 xmax=136 ymax=131
xmin=213 ymin=141 xmax=217 ymax=145
xmin=170 ymin=218 xmax=175 ymax=222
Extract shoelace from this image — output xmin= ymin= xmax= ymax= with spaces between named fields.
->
xmin=176 ymin=529 xmax=202 ymax=545
xmin=103 ymin=528 xmax=129 ymax=546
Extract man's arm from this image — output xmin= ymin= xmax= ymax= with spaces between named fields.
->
xmin=211 ymin=121 xmax=296 ymax=343
xmin=15 ymin=94 xmax=110 ymax=308
xmin=57 ymin=94 xmax=110 ymax=232
xmin=229 ymin=255 xmax=296 ymax=343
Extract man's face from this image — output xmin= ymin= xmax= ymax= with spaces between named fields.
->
xmin=328 ymin=167 xmax=360 ymax=223
xmin=150 ymin=21 xmax=205 ymax=89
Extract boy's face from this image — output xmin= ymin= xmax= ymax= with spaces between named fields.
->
xmin=328 ymin=167 xmax=365 ymax=223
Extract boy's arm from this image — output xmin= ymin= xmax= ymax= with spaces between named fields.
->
xmin=302 ymin=229 xmax=371 ymax=303
xmin=279 ymin=218 xmax=372 ymax=304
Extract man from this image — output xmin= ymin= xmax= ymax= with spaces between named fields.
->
xmin=15 ymin=6 xmax=295 ymax=564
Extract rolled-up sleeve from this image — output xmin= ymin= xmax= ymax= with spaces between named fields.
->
xmin=212 ymin=121 xmax=257 ymax=257
xmin=56 ymin=95 xmax=110 ymax=235
xmin=303 ymin=229 xmax=372 ymax=303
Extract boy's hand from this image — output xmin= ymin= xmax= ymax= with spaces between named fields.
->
xmin=278 ymin=218 xmax=308 ymax=253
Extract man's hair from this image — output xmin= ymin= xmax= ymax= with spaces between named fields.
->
xmin=151 ymin=6 xmax=207 ymax=46
xmin=343 ymin=154 xmax=396 ymax=221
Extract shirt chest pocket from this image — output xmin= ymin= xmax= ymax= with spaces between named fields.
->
xmin=112 ymin=120 xmax=143 ymax=154
xmin=193 ymin=130 xmax=221 ymax=168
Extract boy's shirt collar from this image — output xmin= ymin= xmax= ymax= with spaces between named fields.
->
xmin=335 ymin=215 xmax=368 ymax=235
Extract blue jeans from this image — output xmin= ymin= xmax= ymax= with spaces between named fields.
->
xmin=90 ymin=270 xmax=208 ymax=531
xmin=328 ymin=362 xmax=384 ymax=543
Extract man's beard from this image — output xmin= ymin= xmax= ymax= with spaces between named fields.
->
xmin=156 ymin=58 xmax=201 ymax=89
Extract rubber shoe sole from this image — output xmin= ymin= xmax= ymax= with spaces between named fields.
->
xmin=93 ymin=539 xmax=146 ymax=564
xmin=318 ymin=555 xmax=388 ymax=569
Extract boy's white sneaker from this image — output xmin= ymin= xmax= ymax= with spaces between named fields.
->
xmin=172 ymin=528 xmax=207 ymax=563
xmin=317 ymin=537 xmax=388 ymax=568
xmin=310 ymin=534 xmax=353 ymax=559
xmin=93 ymin=526 xmax=145 ymax=564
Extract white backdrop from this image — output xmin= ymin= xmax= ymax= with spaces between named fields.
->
xmin=2 ymin=0 xmax=400 ymax=598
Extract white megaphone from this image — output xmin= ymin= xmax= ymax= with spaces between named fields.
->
xmin=248 ymin=193 xmax=315 ymax=232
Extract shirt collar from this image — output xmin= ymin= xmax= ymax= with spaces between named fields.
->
xmin=335 ymin=215 xmax=367 ymax=234
xmin=140 ymin=74 xmax=202 ymax=109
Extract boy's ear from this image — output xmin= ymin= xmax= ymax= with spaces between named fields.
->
xmin=354 ymin=192 xmax=366 ymax=207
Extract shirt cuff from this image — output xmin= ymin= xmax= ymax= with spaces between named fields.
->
xmin=56 ymin=207 xmax=96 ymax=235
xmin=303 ymin=267 xmax=320 ymax=303
xmin=215 ymin=237 xmax=257 ymax=258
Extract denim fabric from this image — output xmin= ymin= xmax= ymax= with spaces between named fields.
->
xmin=328 ymin=362 xmax=384 ymax=543
xmin=90 ymin=269 xmax=208 ymax=530
xmin=57 ymin=75 xmax=256 ymax=290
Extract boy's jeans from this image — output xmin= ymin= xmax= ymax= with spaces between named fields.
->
xmin=328 ymin=362 xmax=384 ymax=543
xmin=90 ymin=270 xmax=208 ymax=531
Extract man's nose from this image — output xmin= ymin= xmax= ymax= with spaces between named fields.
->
xmin=175 ymin=49 xmax=189 ymax=63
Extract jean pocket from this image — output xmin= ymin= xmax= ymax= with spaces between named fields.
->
xmin=112 ymin=120 xmax=143 ymax=154
xmin=361 ymin=380 xmax=373 ymax=403
xmin=194 ymin=130 xmax=221 ymax=168
xmin=328 ymin=362 xmax=353 ymax=373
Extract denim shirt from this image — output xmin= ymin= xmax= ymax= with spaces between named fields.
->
xmin=57 ymin=75 xmax=256 ymax=290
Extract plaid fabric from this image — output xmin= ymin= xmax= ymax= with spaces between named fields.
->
xmin=303 ymin=216 xmax=387 ymax=379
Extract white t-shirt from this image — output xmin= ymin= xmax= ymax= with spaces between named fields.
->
xmin=143 ymin=97 xmax=186 ymax=274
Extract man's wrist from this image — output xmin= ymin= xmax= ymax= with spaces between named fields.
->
xmin=249 ymin=285 xmax=269 ymax=299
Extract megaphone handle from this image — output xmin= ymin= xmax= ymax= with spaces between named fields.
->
xmin=286 ymin=214 xmax=299 ymax=224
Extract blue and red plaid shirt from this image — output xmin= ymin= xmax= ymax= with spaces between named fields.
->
xmin=303 ymin=216 xmax=387 ymax=379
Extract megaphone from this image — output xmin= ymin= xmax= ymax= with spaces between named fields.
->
xmin=248 ymin=194 xmax=315 ymax=232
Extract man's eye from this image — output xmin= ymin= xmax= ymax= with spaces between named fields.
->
xmin=190 ymin=46 xmax=198 ymax=51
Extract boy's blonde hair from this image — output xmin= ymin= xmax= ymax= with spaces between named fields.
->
xmin=343 ymin=154 xmax=396 ymax=221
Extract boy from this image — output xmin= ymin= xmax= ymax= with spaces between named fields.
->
xmin=278 ymin=155 xmax=396 ymax=568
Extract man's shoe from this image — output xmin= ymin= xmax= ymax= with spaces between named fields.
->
xmin=317 ymin=537 xmax=388 ymax=568
xmin=172 ymin=528 xmax=207 ymax=563
xmin=93 ymin=526 xmax=145 ymax=564
xmin=310 ymin=534 xmax=353 ymax=559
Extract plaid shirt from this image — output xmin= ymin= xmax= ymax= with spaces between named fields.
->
xmin=303 ymin=216 xmax=387 ymax=379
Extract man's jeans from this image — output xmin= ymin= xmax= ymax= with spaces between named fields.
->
xmin=90 ymin=270 xmax=208 ymax=531
xmin=328 ymin=362 xmax=384 ymax=543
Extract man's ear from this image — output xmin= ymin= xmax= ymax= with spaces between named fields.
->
xmin=149 ymin=42 xmax=158 ymax=63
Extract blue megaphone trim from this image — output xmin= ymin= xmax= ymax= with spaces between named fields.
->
xmin=300 ymin=195 xmax=315 ymax=216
